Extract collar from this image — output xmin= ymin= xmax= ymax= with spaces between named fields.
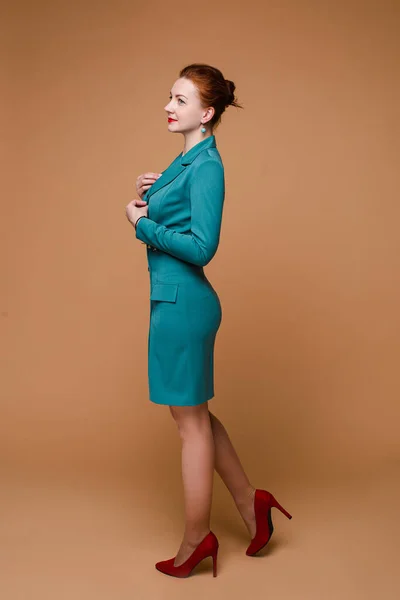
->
xmin=180 ymin=135 xmax=217 ymax=165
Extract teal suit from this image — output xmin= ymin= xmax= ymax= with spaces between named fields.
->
xmin=135 ymin=135 xmax=224 ymax=406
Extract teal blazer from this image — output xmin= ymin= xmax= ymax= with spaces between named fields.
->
xmin=135 ymin=134 xmax=224 ymax=267
xmin=135 ymin=134 xmax=224 ymax=406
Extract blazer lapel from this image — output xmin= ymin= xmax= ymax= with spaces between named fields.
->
xmin=145 ymin=135 xmax=217 ymax=200
xmin=146 ymin=156 xmax=185 ymax=199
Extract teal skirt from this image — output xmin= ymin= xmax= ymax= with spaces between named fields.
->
xmin=147 ymin=278 xmax=222 ymax=406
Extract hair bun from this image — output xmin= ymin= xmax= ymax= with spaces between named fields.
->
xmin=225 ymin=79 xmax=236 ymax=105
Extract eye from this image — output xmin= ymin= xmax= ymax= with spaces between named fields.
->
xmin=169 ymin=96 xmax=185 ymax=104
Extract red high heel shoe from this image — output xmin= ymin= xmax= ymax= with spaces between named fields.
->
xmin=246 ymin=489 xmax=292 ymax=556
xmin=155 ymin=530 xmax=219 ymax=578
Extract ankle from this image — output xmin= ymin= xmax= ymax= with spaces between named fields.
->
xmin=183 ymin=529 xmax=211 ymax=547
xmin=235 ymin=485 xmax=256 ymax=507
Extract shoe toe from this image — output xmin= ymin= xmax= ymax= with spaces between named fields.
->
xmin=155 ymin=558 xmax=175 ymax=573
xmin=246 ymin=540 xmax=258 ymax=556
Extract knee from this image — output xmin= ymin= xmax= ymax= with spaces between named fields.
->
xmin=169 ymin=404 xmax=211 ymax=436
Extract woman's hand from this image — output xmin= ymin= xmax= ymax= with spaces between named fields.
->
xmin=136 ymin=172 xmax=162 ymax=199
xmin=125 ymin=199 xmax=148 ymax=227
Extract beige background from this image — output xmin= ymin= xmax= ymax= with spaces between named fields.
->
xmin=1 ymin=0 xmax=399 ymax=598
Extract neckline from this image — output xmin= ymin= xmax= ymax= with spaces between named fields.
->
xmin=181 ymin=135 xmax=215 ymax=157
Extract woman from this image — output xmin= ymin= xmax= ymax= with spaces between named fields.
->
xmin=125 ymin=64 xmax=292 ymax=578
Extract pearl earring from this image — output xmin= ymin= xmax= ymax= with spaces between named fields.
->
xmin=201 ymin=124 xmax=206 ymax=133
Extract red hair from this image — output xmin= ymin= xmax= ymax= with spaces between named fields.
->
xmin=179 ymin=63 xmax=243 ymax=129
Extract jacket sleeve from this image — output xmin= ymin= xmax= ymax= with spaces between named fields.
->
xmin=135 ymin=159 xmax=225 ymax=267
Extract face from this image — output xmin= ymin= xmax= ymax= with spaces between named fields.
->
xmin=164 ymin=77 xmax=214 ymax=134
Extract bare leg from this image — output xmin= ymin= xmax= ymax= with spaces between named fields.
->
xmin=169 ymin=402 xmax=215 ymax=567
xmin=208 ymin=410 xmax=257 ymax=538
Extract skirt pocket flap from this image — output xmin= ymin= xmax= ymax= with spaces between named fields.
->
xmin=150 ymin=283 xmax=178 ymax=303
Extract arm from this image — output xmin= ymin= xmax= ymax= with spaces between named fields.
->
xmin=135 ymin=159 xmax=225 ymax=267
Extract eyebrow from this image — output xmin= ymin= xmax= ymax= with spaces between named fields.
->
xmin=169 ymin=91 xmax=188 ymax=99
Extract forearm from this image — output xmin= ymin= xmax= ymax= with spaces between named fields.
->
xmin=135 ymin=216 xmax=214 ymax=266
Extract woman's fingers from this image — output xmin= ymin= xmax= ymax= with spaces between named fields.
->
xmin=144 ymin=172 xmax=162 ymax=181
xmin=136 ymin=173 xmax=162 ymax=198
xmin=138 ymin=173 xmax=162 ymax=186
xmin=137 ymin=173 xmax=161 ymax=184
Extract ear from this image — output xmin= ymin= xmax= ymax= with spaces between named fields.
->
xmin=203 ymin=106 xmax=215 ymax=122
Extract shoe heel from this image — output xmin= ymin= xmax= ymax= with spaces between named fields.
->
xmin=270 ymin=494 xmax=292 ymax=520
xmin=212 ymin=548 xmax=218 ymax=577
